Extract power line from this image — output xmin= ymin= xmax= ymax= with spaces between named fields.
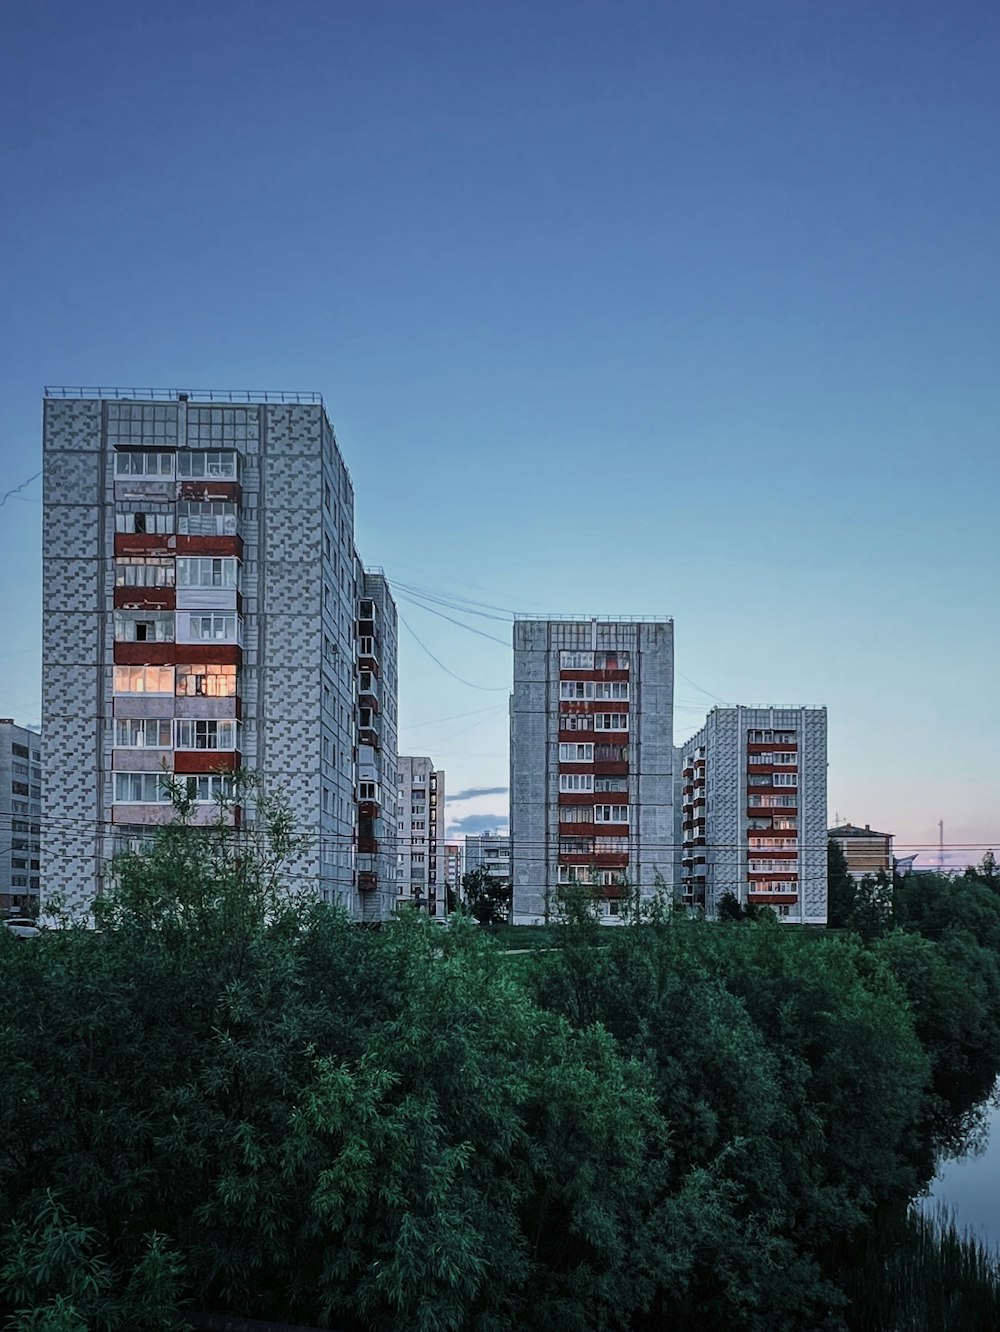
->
xmin=0 ymin=470 xmax=41 ymax=510
xmin=397 ymin=611 xmax=508 ymax=693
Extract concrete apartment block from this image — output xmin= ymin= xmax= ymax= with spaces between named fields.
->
xmin=679 ymin=706 xmax=827 ymax=924
xmin=510 ymin=618 xmax=675 ymax=925
xmin=396 ymin=756 xmax=445 ymax=918
xmin=41 ymin=388 xmax=397 ymax=920
xmin=0 ymin=720 xmax=42 ymax=913
xmin=463 ymin=830 xmax=511 ymax=888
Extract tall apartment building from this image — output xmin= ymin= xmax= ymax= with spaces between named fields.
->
xmin=463 ymin=829 xmax=510 ymax=895
xmin=679 ymin=706 xmax=827 ymax=923
xmin=396 ymin=756 xmax=445 ymax=917
xmin=510 ymin=618 xmax=675 ymax=925
xmin=41 ymin=388 xmax=397 ymax=920
xmin=354 ymin=569 xmax=400 ymax=920
xmin=0 ymin=720 xmax=42 ymax=913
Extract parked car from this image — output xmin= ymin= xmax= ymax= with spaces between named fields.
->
xmin=3 ymin=918 xmax=40 ymax=939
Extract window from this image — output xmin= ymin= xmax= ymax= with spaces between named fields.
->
xmin=114 ymin=611 xmax=174 ymax=642
xmin=749 ymin=861 xmax=799 ymax=875
xmin=594 ymin=836 xmax=629 ymax=853
xmin=748 ymin=774 xmax=773 ymax=787
xmin=594 ymin=681 xmax=629 ymax=700
xmin=559 ymin=681 xmax=595 ymax=700
xmin=748 ymin=837 xmax=798 ymax=851
xmin=773 ymin=817 xmax=798 ymax=830
xmin=559 ymin=742 xmax=593 ymax=762
xmin=560 ymin=651 xmax=594 ymax=669
xmin=559 ymin=711 xmax=593 ymax=731
xmin=594 ymin=743 xmax=628 ymax=762
xmin=175 ymin=719 xmax=237 ymax=750
xmin=773 ymin=752 xmax=797 ymax=765
xmin=11 ymin=744 xmax=28 ymax=759
xmin=113 ymin=450 xmax=174 ymax=477
xmin=773 ymin=772 xmax=798 ymax=787
xmin=177 ymin=557 xmax=239 ymax=588
xmin=186 ymin=406 xmax=258 ymax=446
xmin=558 ymin=865 xmax=595 ymax=884
xmin=560 ymin=805 xmax=594 ymax=823
xmin=595 ymin=804 xmax=629 ymax=824
xmin=750 ymin=794 xmax=798 ymax=808
xmin=183 ymin=774 xmax=234 ymax=802
xmin=594 ymin=651 xmax=629 ymax=669
xmin=358 ymin=782 xmax=377 ymax=800
xmin=115 ymin=718 xmax=172 ymax=748
xmin=560 ymin=838 xmax=594 ymax=854
xmin=114 ymin=665 xmax=174 ymax=694
xmin=594 ymin=713 xmax=628 ymax=731
xmin=177 ymin=451 xmax=239 ymax=479
xmin=175 ymin=664 xmax=237 ymax=697
xmin=114 ymin=772 xmax=172 ymax=803
xmin=108 ymin=403 xmax=178 ymax=445
xmin=559 ymin=773 xmax=594 ymax=793
xmin=115 ymin=507 xmax=174 ymax=534
xmin=594 ymin=776 xmax=628 ymax=793
xmin=115 ymin=558 xmax=174 ymax=587
xmin=177 ymin=501 xmax=238 ymax=536
xmin=187 ymin=613 xmax=238 ymax=641
xmin=747 ymin=729 xmax=797 ymax=744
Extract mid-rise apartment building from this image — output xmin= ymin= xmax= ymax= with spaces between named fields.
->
xmin=41 ymin=388 xmax=397 ymax=919
xmin=396 ymin=756 xmax=445 ymax=917
xmin=828 ymin=822 xmax=893 ymax=881
xmin=0 ymin=720 xmax=42 ymax=913
xmin=444 ymin=842 xmax=463 ymax=903
xmin=510 ymin=618 xmax=675 ymax=925
xmin=679 ymin=706 xmax=827 ymax=923
xmin=463 ymin=830 xmax=510 ymax=888
xmin=355 ymin=570 xmax=400 ymax=921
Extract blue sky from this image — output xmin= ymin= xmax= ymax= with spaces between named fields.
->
xmin=1 ymin=0 xmax=998 ymax=864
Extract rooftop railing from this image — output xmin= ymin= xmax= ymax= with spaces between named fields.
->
xmin=44 ymin=386 xmax=324 ymax=405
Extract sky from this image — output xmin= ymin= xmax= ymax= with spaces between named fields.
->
xmin=0 ymin=0 xmax=998 ymax=865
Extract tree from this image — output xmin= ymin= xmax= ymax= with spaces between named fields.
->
xmin=716 ymin=891 xmax=745 ymax=922
xmin=461 ymin=863 xmax=510 ymax=927
xmin=827 ymin=838 xmax=856 ymax=928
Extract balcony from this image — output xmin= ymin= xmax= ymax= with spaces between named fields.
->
xmin=358 ymin=871 xmax=378 ymax=893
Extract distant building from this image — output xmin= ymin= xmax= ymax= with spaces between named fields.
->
xmin=510 ymin=618 xmax=675 ymax=925
xmin=828 ymin=822 xmax=893 ymax=882
xmin=679 ymin=706 xmax=828 ymax=924
xmin=0 ymin=720 xmax=42 ymax=914
xmin=444 ymin=843 xmax=463 ymax=901
xmin=397 ymin=757 xmax=445 ymax=917
xmin=464 ymin=830 xmax=510 ymax=892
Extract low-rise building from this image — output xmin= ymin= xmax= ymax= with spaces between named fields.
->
xmin=828 ymin=822 xmax=893 ymax=881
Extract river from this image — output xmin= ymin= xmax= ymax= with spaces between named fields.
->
xmin=920 ymin=1079 xmax=1000 ymax=1251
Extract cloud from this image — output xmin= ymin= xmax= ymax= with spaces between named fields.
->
xmin=446 ymin=813 xmax=509 ymax=836
xmin=449 ymin=786 xmax=509 ymax=802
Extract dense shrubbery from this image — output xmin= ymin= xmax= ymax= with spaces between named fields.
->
xmin=2 ymin=808 xmax=1000 ymax=1331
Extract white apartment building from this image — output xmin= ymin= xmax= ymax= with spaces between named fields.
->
xmin=679 ymin=706 xmax=827 ymax=923
xmin=510 ymin=618 xmax=675 ymax=925
xmin=0 ymin=720 xmax=42 ymax=913
xmin=41 ymin=388 xmax=397 ymax=920
xmin=396 ymin=756 xmax=445 ymax=917
xmin=463 ymin=830 xmax=511 ymax=890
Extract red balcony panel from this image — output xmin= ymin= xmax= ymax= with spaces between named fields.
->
xmin=593 ymin=760 xmax=629 ymax=776
xmin=114 ymin=533 xmax=174 ymax=557
xmin=174 ymin=534 xmax=243 ymax=557
xmin=114 ymin=642 xmax=176 ymax=666
xmin=114 ymin=586 xmax=176 ymax=610
xmin=174 ymin=751 xmax=240 ymax=774
xmin=746 ymin=742 xmax=797 ymax=755
xmin=358 ymin=837 xmax=378 ymax=855
xmin=747 ymin=763 xmax=799 ymax=776
xmin=748 ymin=872 xmax=798 ymax=883
xmin=594 ymin=823 xmax=629 ymax=837
xmin=747 ymin=892 xmax=799 ymax=904
xmin=178 ymin=481 xmax=241 ymax=502
xmin=358 ymin=799 xmax=380 ymax=817
xmin=358 ymin=871 xmax=378 ymax=893
xmin=558 ymin=792 xmax=595 ymax=806
xmin=558 ymin=669 xmax=630 ymax=682
xmin=556 ymin=699 xmax=631 ymax=714
xmin=177 ymin=643 xmax=242 ymax=667
xmin=747 ymin=807 xmax=798 ymax=819
xmin=559 ymin=821 xmax=595 ymax=837
xmin=593 ymin=852 xmax=629 ymax=867
xmin=559 ymin=853 xmax=599 ymax=866
xmin=748 ymin=848 xmax=798 ymax=860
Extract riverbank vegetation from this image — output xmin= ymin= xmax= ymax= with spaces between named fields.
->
xmin=2 ymin=802 xmax=1000 ymax=1331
